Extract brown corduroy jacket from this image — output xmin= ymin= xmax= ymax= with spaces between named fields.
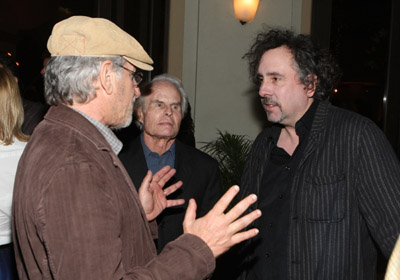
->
xmin=12 ymin=104 xmax=215 ymax=280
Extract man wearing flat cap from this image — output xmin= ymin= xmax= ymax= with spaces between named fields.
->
xmin=12 ymin=16 xmax=262 ymax=280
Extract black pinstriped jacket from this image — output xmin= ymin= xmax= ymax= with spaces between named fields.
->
xmin=240 ymin=100 xmax=400 ymax=280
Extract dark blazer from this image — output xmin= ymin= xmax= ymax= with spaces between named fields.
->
xmin=119 ymin=136 xmax=222 ymax=251
xmin=239 ymin=100 xmax=400 ymax=280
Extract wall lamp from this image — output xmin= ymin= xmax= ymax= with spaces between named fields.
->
xmin=233 ymin=0 xmax=260 ymax=25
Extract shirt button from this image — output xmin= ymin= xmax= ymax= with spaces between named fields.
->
xmin=285 ymin=166 xmax=290 ymax=171
xmin=279 ymin=194 xmax=284 ymax=199
xmin=265 ymin=253 xmax=270 ymax=259
xmin=268 ymin=223 xmax=272 ymax=228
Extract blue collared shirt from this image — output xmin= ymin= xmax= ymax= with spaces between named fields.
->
xmin=140 ymin=133 xmax=175 ymax=174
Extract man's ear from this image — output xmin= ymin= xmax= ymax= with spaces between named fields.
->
xmin=98 ymin=60 xmax=116 ymax=95
xmin=305 ymin=74 xmax=317 ymax=98
xmin=137 ymin=107 xmax=144 ymax=124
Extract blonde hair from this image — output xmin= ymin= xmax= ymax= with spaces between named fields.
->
xmin=0 ymin=67 xmax=29 ymax=145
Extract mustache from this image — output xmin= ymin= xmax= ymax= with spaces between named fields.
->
xmin=261 ymin=97 xmax=280 ymax=107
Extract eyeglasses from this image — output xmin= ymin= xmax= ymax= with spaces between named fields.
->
xmin=118 ymin=65 xmax=143 ymax=85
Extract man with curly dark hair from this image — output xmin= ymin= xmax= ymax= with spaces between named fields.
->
xmin=237 ymin=28 xmax=400 ymax=279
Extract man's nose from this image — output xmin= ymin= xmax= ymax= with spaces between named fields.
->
xmin=259 ymin=81 xmax=272 ymax=97
xmin=165 ymin=106 xmax=172 ymax=116
xmin=134 ymin=86 xmax=141 ymax=98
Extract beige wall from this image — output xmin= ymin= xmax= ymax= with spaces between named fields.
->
xmin=167 ymin=0 xmax=185 ymax=80
xmin=168 ymin=0 xmax=312 ymax=146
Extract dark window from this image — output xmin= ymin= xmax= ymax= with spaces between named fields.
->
xmin=312 ymin=0 xmax=400 ymax=158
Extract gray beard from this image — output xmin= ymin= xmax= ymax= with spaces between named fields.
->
xmin=112 ymin=114 xmax=133 ymax=130
xmin=261 ymin=97 xmax=286 ymax=123
xmin=112 ymin=96 xmax=135 ymax=130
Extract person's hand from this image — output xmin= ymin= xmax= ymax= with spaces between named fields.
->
xmin=183 ymin=185 xmax=261 ymax=258
xmin=139 ymin=166 xmax=184 ymax=221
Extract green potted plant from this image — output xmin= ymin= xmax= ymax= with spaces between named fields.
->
xmin=201 ymin=130 xmax=252 ymax=194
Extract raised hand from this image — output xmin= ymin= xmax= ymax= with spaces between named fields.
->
xmin=138 ymin=166 xmax=184 ymax=221
xmin=183 ymin=185 xmax=261 ymax=258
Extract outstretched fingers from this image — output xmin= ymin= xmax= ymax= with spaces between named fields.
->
xmin=166 ymin=198 xmax=185 ymax=208
xmin=163 ymin=181 xmax=183 ymax=196
xmin=181 ymin=190 xmax=261 ymax=258
xmin=210 ymin=185 xmax=240 ymax=214
xmin=230 ymin=227 xmax=260 ymax=245
xmin=229 ymin=208 xmax=261 ymax=242
xmin=152 ymin=165 xmax=171 ymax=180
xmin=224 ymin=193 xmax=258 ymax=224
xmin=152 ymin=166 xmax=176 ymax=187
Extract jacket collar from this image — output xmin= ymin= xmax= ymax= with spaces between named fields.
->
xmin=308 ymin=99 xmax=330 ymax=144
xmin=45 ymin=104 xmax=112 ymax=152
xmin=299 ymin=99 xmax=331 ymax=165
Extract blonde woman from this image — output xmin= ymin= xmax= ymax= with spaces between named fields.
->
xmin=0 ymin=66 xmax=28 ymax=279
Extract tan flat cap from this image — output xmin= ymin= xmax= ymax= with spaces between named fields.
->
xmin=47 ymin=16 xmax=153 ymax=71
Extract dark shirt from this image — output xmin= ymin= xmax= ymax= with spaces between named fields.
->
xmin=241 ymin=99 xmax=400 ymax=279
xmin=140 ymin=133 xmax=175 ymax=174
xmin=247 ymin=100 xmax=318 ymax=280
xmin=21 ymin=98 xmax=47 ymax=135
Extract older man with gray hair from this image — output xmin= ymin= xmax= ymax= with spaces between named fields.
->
xmin=12 ymin=16 xmax=261 ymax=280
xmin=119 ymin=74 xmax=222 ymax=253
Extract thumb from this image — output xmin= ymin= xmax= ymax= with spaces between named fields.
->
xmin=139 ymin=170 xmax=153 ymax=193
xmin=183 ymin=199 xmax=197 ymax=228
xmin=143 ymin=170 xmax=152 ymax=185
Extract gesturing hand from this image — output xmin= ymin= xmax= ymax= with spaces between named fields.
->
xmin=183 ymin=185 xmax=261 ymax=258
xmin=139 ymin=166 xmax=184 ymax=221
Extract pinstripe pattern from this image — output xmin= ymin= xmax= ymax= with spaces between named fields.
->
xmin=240 ymin=100 xmax=400 ymax=279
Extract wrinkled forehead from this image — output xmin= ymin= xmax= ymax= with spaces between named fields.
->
xmin=149 ymin=81 xmax=182 ymax=103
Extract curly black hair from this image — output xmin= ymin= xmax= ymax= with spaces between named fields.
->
xmin=244 ymin=28 xmax=341 ymax=100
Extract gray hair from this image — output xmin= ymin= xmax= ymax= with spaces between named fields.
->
xmin=44 ymin=56 xmax=125 ymax=105
xmin=134 ymin=74 xmax=189 ymax=129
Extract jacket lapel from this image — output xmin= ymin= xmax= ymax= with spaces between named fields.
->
xmin=299 ymin=100 xmax=330 ymax=168
xmin=172 ymin=140 xmax=192 ymax=186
